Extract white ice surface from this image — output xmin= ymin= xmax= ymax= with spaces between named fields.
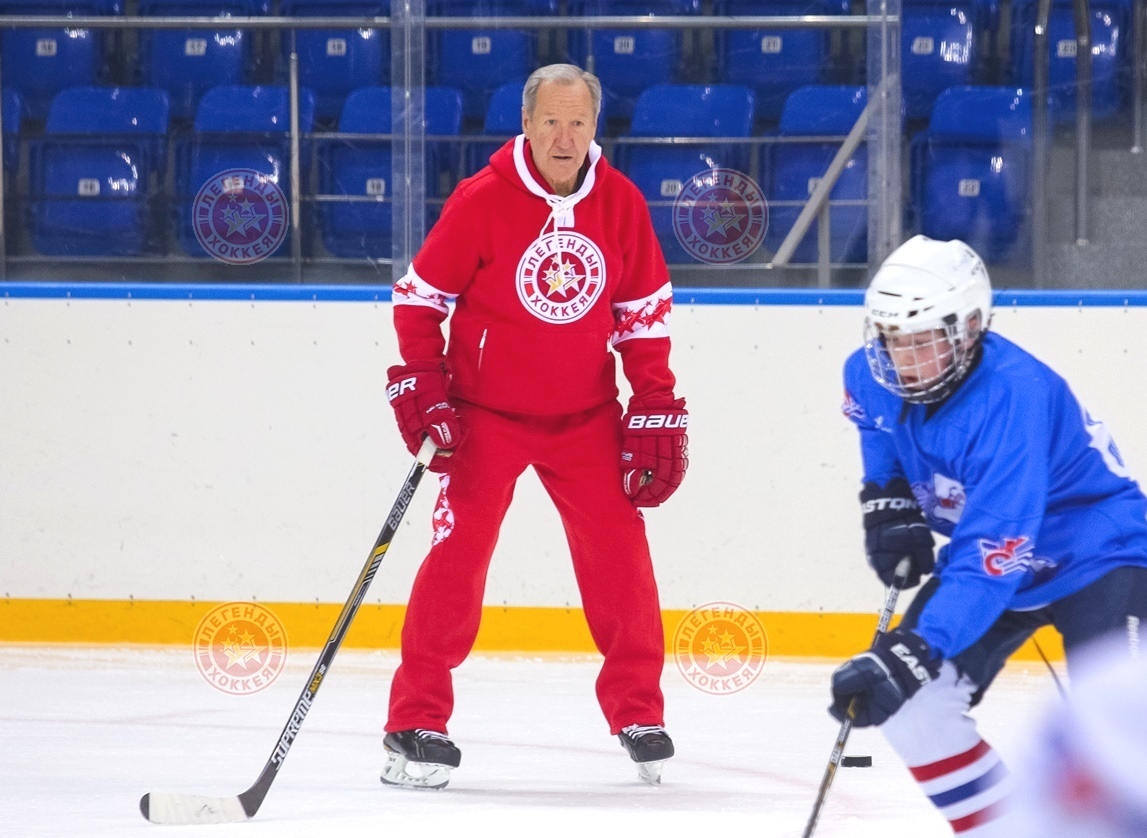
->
xmin=0 ymin=646 xmax=1059 ymax=837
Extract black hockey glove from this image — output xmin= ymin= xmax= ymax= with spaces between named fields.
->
xmin=861 ymin=477 xmax=935 ymax=589
xmin=829 ymin=627 xmax=942 ymax=728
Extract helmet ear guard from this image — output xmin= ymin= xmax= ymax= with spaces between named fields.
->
xmin=863 ymin=236 xmax=993 ymax=404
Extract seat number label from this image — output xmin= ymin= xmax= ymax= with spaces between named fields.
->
xmin=77 ymin=178 xmax=100 ymax=197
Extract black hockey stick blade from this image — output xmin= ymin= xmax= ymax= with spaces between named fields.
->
xmin=140 ymin=437 xmax=438 ymax=825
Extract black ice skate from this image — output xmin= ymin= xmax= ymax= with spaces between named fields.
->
xmin=380 ymin=729 xmax=461 ymax=790
xmin=618 ymin=724 xmax=674 ymax=785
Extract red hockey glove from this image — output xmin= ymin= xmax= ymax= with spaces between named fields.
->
xmin=620 ymin=397 xmax=688 ymax=507
xmin=386 ymin=360 xmax=460 ymax=473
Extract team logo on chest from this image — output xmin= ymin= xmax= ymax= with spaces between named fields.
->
xmin=516 ymin=231 xmax=606 ymax=324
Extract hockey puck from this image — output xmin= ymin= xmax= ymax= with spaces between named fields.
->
xmin=841 ymin=756 xmax=873 ymax=768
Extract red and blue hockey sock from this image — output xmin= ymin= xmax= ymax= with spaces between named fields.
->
xmin=881 ymin=662 xmax=1013 ymax=834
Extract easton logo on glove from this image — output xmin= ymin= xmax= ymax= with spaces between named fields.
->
xmin=626 ymin=413 xmax=689 ymax=430
xmin=829 ymin=627 xmax=941 ymax=727
xmin=889 ymin=642 xmax=934 ymax=686
xmin=860 ymin=477 xmax=935 ymax=589
xmin=861 ymin=495 xmax=920 ymax=514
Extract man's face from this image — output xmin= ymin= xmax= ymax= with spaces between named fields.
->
xmin=522 ymin=79 xmax=596 ymax=196
xmin=883 ymin=328 xmax=956 ymax=392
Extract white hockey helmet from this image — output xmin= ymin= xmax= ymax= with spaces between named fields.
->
xmin=864 ymin=235 xmax=992 ymax=403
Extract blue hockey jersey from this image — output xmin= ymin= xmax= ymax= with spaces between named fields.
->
xmin=843 ymin=332 xmax=1147 ymax=659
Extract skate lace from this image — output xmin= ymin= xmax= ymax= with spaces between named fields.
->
xmin=413 ymin=729 xmax=452 ymax=743
xmin=621 ymin=724 xmax=666 ymax=740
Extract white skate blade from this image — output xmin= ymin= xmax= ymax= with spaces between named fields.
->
xmin=636 ymin=760 xmax=665 ymax=785
xmin=380 ymin=751 xmax=452 ymax=790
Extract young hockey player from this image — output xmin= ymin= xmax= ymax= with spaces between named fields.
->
xmin=832 ymin=235 xmax=1147 ymax=834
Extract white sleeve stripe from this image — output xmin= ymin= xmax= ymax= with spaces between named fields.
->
xmin=393 ymin=266 xmax=452 ymax=313
xmin=611 ymin=282 xmax=673 ymax=346
xmin=396 ymin=295 xmax=450 ymax=311
xmin=611 ymin=282 xmax=673 ymax=314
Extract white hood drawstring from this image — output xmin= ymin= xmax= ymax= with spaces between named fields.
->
xmin=512 ymin=134 xmax=603 ymax=276
xmin=540 ymin=193 xmax=580 ymax=275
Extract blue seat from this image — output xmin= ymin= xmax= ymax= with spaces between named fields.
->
xmin=2 ymin=88 xmax=20 ymax=174
xmin=317 ymin=86 xmax=463 ymax=258
xmin=911 ymin=85 xmax=1032 ymax=262
xmin=175 ymin=85 xmax=316 ymax=258
xmin=618 ymin=84 xmax=756 ymax=263
xmin=0 ymin=0 xmax=120 ymax=120
xmin=427 ymin=0 xmax=542 ymax=121
xmin=901 ymin=1 xmax=982 ymax=120
xmin=279 ymin=0 xmax=390 ymax=124
xmin=762 ymin=85 xmax=868 ymax=263
xmin=714 ymin=0 xmax=840 ymax=124
xmin=568 ymin=0 xmax=700 ymax=121
xmin=464 ymin=81 xmax=525 ymax=176
xmin=1009 ymin=0 xmax=1129 ymax=122
xmin=138 ymin=0 xmax=263 ymax=121
xmin=28 ymin=87 xmax=169 ymax=256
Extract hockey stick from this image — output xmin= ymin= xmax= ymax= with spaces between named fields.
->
xmin=802 ymin=557 xmax=912 ymax=838
xmin=1033 ymin=636 xmax=1067 ymax=699
xmin=140 ymin=436 xmax=439 ymax=825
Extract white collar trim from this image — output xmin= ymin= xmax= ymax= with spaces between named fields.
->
xmin=512 ymin=134 xmax=602 ymax=208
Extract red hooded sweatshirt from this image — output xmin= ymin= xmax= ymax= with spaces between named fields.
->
xmin=392 ymin=135 xmax=677 ymax=416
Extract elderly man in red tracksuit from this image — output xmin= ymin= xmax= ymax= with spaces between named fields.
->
xmin=380 ymin=63 xmax=689 ymax=790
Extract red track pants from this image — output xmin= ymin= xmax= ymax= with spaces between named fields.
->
xmin=386 ymin=400 xmax=666 ymax=736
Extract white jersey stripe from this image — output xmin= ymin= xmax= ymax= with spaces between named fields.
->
xmin=393 ymin=266 xmax=451 ymax=314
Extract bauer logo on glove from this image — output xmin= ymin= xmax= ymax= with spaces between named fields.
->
xmin=626 ymin=413 xmax=689 ymax=431
xmin=386 ymin=376 xmax=419 ymax=402
xmin=386 ymin=361 xmax=461 ymax=473
xmin=620 ymin=396 xmax=689 ymax=508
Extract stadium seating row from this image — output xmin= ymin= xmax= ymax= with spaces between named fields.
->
xmin=0 ymin=0 xmax=1134 ymax=125
xmin=1 ymin=82 xmax=1031 ymax=264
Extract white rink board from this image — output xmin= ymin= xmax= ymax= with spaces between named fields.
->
xmin=3 ymin=292 xmax=1147 ymax=613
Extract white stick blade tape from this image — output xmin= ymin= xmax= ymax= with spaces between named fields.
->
xmin=142 ymin=792 xmax=249 ymax=824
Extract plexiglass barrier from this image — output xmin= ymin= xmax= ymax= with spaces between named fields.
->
xmin=0 ymin=5 xmax=1144 ymax=288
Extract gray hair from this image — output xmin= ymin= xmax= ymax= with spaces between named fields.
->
xmin=522 ymin=64 xmax=602 ymax=121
